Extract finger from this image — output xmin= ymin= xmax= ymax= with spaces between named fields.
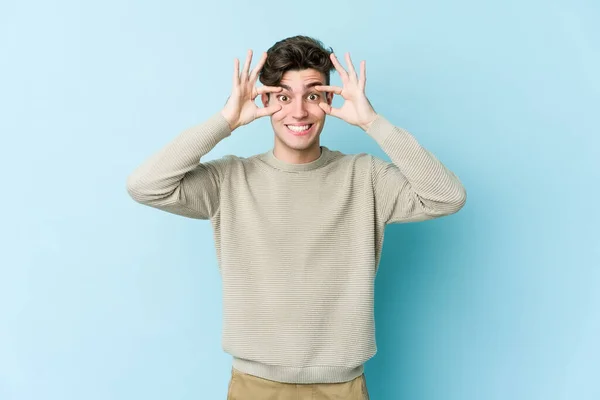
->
xmin=249 ymin=51 xmax=267 ymax=82
xmin=255 ymin=85 xmax=283 ymax=95
xmin=255 ymin=104 xmax=282 ymax=119
xmin=232 ymin=58 xmax=240 ymax=87
xmin=252 ymin=85 xmax=282 ymax=100
xmin=330 ymin=53 xmax=348 ymax=79
xmin=314 ymin=85 xmax=343 ymax=95
xmin=318 ymin=102 xmax=341 ymax=119
xmin=242 ymin=49 xmax=253 ymax=80
xmin=359 ymin=60 xmax=366 ymax=90
xmin=345 ymin=52 xmax=357 ymax=81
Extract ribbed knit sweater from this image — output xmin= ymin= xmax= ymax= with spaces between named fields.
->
xmin=126 ymin=111 xmax=466 ymax=384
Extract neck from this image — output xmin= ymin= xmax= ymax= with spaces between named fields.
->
xmin=273 ymin=142 xmax=322 ymax=164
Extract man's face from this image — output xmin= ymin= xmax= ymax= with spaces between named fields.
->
xmin=261 ymin=69 xmax=333 ymax=155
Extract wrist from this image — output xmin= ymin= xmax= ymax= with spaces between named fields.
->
xmin=220 ymin=110 xmax=239 ymax=132
xmin=359 ymin=114 xmax=378 ymax=132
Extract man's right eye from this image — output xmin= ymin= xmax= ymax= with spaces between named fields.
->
xmin=276 ymin=95 xmax=289 ymax=102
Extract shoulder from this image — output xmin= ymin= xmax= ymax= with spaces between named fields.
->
xmin=331 ymin=150 xmax=396 ymax=180
xmin=326 ymin=147 xmax=379 ymax=168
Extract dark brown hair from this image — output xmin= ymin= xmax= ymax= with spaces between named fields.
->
xmin=259 ymin=35 xmax=335 ymax=88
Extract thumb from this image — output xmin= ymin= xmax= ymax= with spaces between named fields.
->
xmin=256 ymin=104 xmax=282 ymax=119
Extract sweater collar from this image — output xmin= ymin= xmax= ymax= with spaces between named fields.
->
xmin=261 ymin=146 xmax=332 ymax=172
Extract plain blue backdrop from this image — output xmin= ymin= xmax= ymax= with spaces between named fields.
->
xmin=1 ymin=0 xmax=598 ymax=399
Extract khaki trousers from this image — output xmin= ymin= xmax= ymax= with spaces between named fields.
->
xmin=226 ymin=367 xmax=370 ymax=400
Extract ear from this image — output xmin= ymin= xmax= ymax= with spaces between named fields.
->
xmin=326 ymin=92 xmax=334 ymax=106
xmin=261 ymin=93 xmax=270 ymax=107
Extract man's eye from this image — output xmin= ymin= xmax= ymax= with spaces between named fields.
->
xmin=277 ymin=95 xmax=289 ymax=102
xmin=308 ymin=94 xmax=320 ymax=101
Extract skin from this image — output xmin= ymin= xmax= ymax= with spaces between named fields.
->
xmin=260 ymin=69 xmax=333 ymax=164
xmin=221 ymin=49 xmax=378 ymax=164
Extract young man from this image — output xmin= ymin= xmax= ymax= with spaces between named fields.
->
xmin=127 ymin=36 xmax=466 ymax=399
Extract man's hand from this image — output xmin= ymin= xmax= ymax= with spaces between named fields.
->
xmin=221 ymin=50 xmax=283 ymax=131
xmin=315 ymin=53 xmax=378 ymax=131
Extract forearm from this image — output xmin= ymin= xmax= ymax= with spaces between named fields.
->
xmin=126 ymin=111 xmax=232 ymax=203
xmin=367 ymin=114 xmax=466 ymax=213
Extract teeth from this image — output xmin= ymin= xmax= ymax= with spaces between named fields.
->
xmin=287 ymin=124 xmax=311 ymax=132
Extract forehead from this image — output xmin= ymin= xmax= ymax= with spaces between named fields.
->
xmin=279 ymin=69 xmax=325 ymax=90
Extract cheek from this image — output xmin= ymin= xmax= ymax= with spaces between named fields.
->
xmin=272 ymin=104 xmax=297 ymax=122
xmin=302 ymin=103 xmax=326 ymax=117
xmin=310 ymin=104 xmax=327 ymax=118
xmin=271 ymin=108 xmax=288 ymax=122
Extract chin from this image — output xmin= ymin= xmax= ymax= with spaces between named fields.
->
xmin=276 ymin=132 xmax=319 ymax=150
xmin=284 ymin=138 xmax=317 ymax=150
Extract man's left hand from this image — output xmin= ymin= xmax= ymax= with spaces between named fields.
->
xmin=316 ymin=52 xmax=378 ymax=131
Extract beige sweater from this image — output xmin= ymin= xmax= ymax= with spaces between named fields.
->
xmin=126 ymin=111 xmax=466 ymax=384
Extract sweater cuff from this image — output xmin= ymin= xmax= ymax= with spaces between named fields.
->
xmin=365 ymin=114 xmax=396 ymax=146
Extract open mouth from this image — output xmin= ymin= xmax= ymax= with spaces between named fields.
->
xmin=285 ymin=124 xmax=314 ymax=136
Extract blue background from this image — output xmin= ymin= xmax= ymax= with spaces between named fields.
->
xmin=1 ymin=0 xmax=598 ymax=399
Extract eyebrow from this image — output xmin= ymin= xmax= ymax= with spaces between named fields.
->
xmin=279 ymin=82 xmax=323 ymax=92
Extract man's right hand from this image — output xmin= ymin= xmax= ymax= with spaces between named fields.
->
xmin=220 ymin=50 xmax=283 ymax=131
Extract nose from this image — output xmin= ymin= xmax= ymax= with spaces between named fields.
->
xmin=291 ymin=99 xmax=309 ymax=119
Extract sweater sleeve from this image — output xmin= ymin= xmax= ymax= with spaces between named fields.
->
xmin=126 ymin=111 xmax=233 ymax=220
xmin=366 ymin=114 xmax=467 ymax=225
